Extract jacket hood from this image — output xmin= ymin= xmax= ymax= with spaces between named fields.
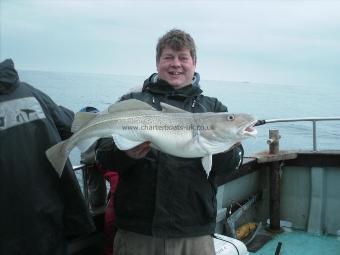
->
xmin=0 ymin=59 xmax=20 ymax=94
xmin=142 ymin=72 xmax=202 ymax=98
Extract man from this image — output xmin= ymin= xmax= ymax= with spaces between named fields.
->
xmin=95 ymin=29 xmax=243 ymax=255
xmin=0 ymin=59 xmax=95 ymax=255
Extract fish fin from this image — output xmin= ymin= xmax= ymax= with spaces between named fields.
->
xmin=71 ymin=112 xmax=98 ymax=133
xmin=160 ymin=102 xmax=188 ymax=113
xmin=76 ymin=137 xmax=99 ymax=152
xmin=108 ymin=99 xmax=156 ymax=113
xmin=45 ymin=141 xmax=69 ymax=177
xmin=113 ymin=134 xmax=144 ymax=150
xmin=201 ymin=155 xmax=213 ymax=178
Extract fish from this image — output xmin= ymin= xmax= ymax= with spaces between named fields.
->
xmin=46 ymin=99 xmax=257 ymax=177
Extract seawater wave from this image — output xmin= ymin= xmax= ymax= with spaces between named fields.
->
xmin=19 ymin=70 xmax=340 ymax=160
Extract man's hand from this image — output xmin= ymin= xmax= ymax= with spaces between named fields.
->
xmin=124 ymin=142 xmax=151 ymax=159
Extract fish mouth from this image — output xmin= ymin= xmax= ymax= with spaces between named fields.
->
xmin=240 ymin=120 xmax=258 ymax=137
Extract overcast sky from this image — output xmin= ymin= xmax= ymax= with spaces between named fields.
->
xmin=1 ymin=0 xmax=340 ymax=85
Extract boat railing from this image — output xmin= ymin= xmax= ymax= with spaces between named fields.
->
xmin=255 ymin=117 xmax=340 ymax=151
xmin=72 ymin=163 xmax=90 ymax=207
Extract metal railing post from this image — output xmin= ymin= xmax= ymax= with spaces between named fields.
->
xmin=312 ymin=120 xmax=317 ymax=151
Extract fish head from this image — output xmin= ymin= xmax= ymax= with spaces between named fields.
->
xmin=208 ymin=112 xmax=258 ymax=142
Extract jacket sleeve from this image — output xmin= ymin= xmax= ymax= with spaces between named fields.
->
xmin=34 ymin=88 xmax=75 ymax=139
xmin=95 ymin=137 xmax=136 ymax=173
xmin=55 ymin=105 xmax=74 ymax=139
xmin=211 ymin=98 xmax=244 ymax=176
xmin=213 ymin=98 xmax=228 ymax=113
xmin=210 ymin=144 xmax=244 ymax=177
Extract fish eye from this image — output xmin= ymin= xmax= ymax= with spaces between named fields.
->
xmin=227 ymin=114 xmax=235 ymax=121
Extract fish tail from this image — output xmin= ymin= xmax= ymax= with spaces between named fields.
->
xmin=45 ymin=140 xmax=69 ymax=177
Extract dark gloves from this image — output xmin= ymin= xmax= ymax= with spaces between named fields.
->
xmin=211 ymin=143 xmax=244 ymax=177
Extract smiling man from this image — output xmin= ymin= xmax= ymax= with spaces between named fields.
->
xmin=94 ymin=29 xmax=244 ymax=255
xmin=156 ymin=39 xmax=196 ymax=89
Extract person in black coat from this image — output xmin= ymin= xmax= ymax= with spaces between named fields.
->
xmin=95 ymin=29 xmax=244 ymax=255
xmin=0 ymin=59 xmax=95 ymax=255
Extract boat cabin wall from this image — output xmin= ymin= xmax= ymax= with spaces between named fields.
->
xmin=215 ymin=152 xmax=340 ymax=236
xmin=280 ymin=165 xmax=340 ymax=235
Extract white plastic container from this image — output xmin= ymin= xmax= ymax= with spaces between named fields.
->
xmin=214 ymin=234 xmax=249 ymax=255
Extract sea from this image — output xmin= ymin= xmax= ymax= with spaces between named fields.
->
xmin=18 ymin=70 xmax=340 ymax=165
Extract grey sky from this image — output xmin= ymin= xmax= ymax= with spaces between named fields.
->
xmin=1 ymin=0 xmax=340 ymax=85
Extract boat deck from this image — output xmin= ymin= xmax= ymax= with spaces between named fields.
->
xmin=250 ymin=230 xmax=340 ymax=255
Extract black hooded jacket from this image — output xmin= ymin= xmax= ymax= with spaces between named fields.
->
xmin=0 ymin=59 xmax=95 ymax=255
xmin=95 ymin=73 xmax=243 ymax=238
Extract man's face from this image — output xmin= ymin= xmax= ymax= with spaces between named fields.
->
xmin=156 ymin=47 xmax=196 ymax=89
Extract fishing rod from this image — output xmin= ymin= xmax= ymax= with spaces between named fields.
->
xmin=255 ymin=117 xmax=340 ymax=126
xmin=254 ymin=117 xmax=340 ymax=151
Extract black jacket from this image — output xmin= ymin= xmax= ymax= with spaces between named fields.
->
xmin=96 ymin=73 xmax=243 ymax=238
xmin=0 ymin=59 xmax=95 ymax=255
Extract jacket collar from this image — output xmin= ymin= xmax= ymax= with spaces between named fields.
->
xmin=142 ymin=73 xmax=202 ymax=99
xmin=0 ymin=59 xmax=20 ymax=94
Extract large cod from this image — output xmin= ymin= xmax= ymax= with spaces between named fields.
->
xmin=46 ymin=99 xmax=257 ymax=177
